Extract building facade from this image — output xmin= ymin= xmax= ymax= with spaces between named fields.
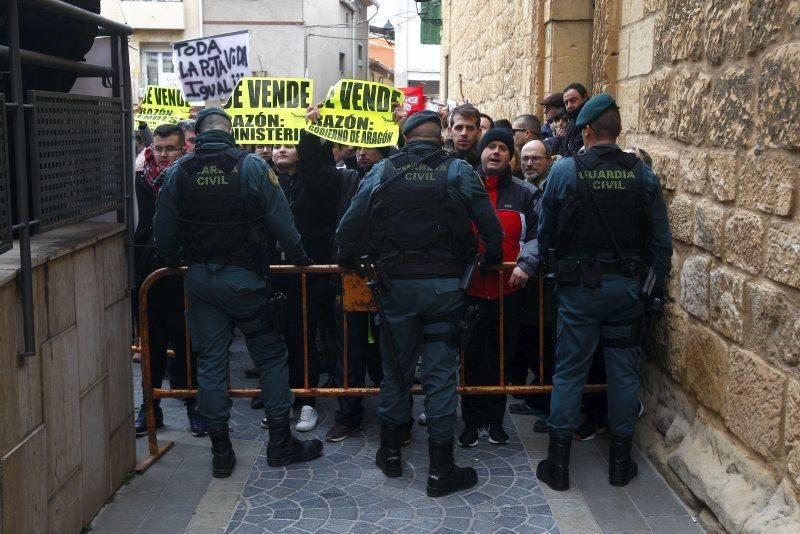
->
xmin=442 ymin=0 xmax=800 ymax=531
xmin=369 ymin=34 xmax=395 ymax=85
xmin=102 ymin=0 xmax=374 ymax=103
xmin=100 ymin=0 xmax=203 ymax=99
xmin=374 ymin=0 xmax=441 ymax=99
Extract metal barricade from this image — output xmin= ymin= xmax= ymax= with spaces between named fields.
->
xmin=134 ymin=263 xmax=607 ymax=472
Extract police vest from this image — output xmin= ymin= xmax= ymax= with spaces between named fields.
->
xmin=558 ymin=148 xmax=648 ymax=259
xmin=176 ymin=147 xmax=269 ymax=269
xmin=365 ymin=150 xmax=475 ymax=267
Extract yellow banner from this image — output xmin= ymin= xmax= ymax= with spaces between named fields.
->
xmin=307 ymin=79 xmax=403 ymax=148
xmin=134 ymin=85 xmax=191 ymax=127
xmin=223 ymin=77 xmax=314 ymax=145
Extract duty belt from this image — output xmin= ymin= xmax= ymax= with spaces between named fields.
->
xmin=191 ymin=254 xmax=258 ymax=271
xmin=382 ymin=259 xmax=465 ymax=279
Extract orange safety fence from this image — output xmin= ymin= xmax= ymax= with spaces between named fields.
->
xmin=133 ymin=263 xmax=607 ymax=472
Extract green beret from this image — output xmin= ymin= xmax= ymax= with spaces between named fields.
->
xmin=195 ymin=107 xmax=231 ymax=132
xmin=575 ymin=93 xmax=619 ymax=128
xmin=402 ymin=110 xmax=441 ymax=136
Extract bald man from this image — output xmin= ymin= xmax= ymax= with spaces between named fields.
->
xmin=520 ymin=140 xmax=552 ymax=190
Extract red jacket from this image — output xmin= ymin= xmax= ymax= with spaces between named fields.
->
xmin=467 ymin=166 xmax=539 ymax=300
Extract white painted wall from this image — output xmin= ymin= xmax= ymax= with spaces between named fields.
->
xmin=370 ymin=0 xmax=440 ymax=92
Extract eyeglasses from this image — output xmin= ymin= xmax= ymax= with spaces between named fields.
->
xmin=521 ymin=156 xmax=548 ymax=162
xmin=512 ymin=128 xmax=530 ymax=134
xmin=152 ymin=145 xmax=181 ymax=155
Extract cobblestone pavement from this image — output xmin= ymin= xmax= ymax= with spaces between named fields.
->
xmin=91 ymin=338 xmax=702 ymax=533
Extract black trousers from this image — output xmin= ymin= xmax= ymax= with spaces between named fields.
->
xmin=141 ymin=277 xmax=197 ymax=407
xmin=273 ymin=274 xmax=333 ymax=407
xmin=461 ymin=291 xmax=524 ymax=425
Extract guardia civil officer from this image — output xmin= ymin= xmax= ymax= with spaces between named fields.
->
xmin=336 ymin=111 xmax=504 ymax=497
xmin=536 ymin=94 xmax=672 ymax=491
xmin=153 ymin=108 xmax=323 ymax=478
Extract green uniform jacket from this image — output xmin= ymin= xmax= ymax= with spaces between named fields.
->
xmin=537 ymin=143 xmax=673 ymax=287
xmin=335 ymin=140 xmax=504 ymax=263
xmin=153 ymin=130 xmax=309 ymax=267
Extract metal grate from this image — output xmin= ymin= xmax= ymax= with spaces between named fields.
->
xmin=0 ymin=95 xmax=11 ymax=255
xmin=29 ymin=91 xmax=125 ymax=231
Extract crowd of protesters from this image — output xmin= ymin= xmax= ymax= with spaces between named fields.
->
xmin=131 ymin=81 xmax=659 ymax=474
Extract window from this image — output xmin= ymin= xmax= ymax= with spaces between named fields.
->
xmin=142 ymin=50 xmax=175 ymax=88
xmin=419 ymin=0 xmax=442 ymax=45
xmin=357 ymin=44 xmax=363 ymax=67
xmin=339 ymin=52 xmax=346 ymax=77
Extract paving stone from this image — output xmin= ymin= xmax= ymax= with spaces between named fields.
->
xmin=97 ymin=341 xmax=684 ymax=533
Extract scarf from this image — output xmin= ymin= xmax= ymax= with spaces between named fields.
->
xmin=140 ymin=145 xmax=182 ymax=195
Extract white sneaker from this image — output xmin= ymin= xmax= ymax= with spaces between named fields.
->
xmin=295 ymin=405 xmax=318 ymax=432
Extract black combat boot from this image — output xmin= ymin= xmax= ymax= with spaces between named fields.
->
xmin=208 ymin=427 xmax=236 ymax=478
xmin=609 ymin=434 xmax=638 ymax=486
xmin=375 ymin=425 xmax=403 ymax=477
xmin=426 ymin=439 xmax=478 ymax=497
xmin=536 ymin=432 xmax=572 ymax=491
xmin=266 ymin=416 xmax=323 ymax=467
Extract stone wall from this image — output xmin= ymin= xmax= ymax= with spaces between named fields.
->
xmin=0 ymin=224 xmax=135 ymax=534
xmin=616 ymin=0 xmax=800 ymax=531
xmin=442 ymin=0 xmax=800 ymax=531
xmin=440 ymin=0 xmax=543 ymax=120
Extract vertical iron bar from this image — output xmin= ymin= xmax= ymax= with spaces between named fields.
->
xmin=342 ymin=310 xmax=349 ymax=389
xmin=302 ymin=273 xmax=310 ymax=390
xmin=7 ymin=0 xmax=35 ymax=358
xmin=498 ymin=269 xmax=505 ymax=387
xmin=120 ymin=37 xmax=136 ymax=295
xmin=538 ymin=274 xmax=545 ymax=386
xmin=139 ymin=278 xmax=159 ymax=456
xmin=184 ymin=289 xmax=193 ymax=389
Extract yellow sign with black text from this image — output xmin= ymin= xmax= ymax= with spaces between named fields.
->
xmin=307 ymin=79 xmax=403 ymax=148
xmin=223 ymin=77 xmax=314 ymax=145
xmin=135 ymin=85 xmax=191 ymax=127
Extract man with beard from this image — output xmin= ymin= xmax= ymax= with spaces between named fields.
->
xmin=551 ymin=83 xmax=590 ymax=158
xmin=447 ymin=104 xmax=482 ymax=168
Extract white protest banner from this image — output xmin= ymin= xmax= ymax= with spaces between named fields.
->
xmin=172 ymin=31 xmax=250 ymax=102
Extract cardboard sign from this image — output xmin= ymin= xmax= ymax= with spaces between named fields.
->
xmin=306 ymin=79 xmax=403 ymax=148
xmin=134 ymin=85 xmax=191 ymax=126
xmin=400 ymin=86 xmax=426 ymax=116
xmin=222 ymin=77 xmax=314 ymax=145
xmin=172 ymin=31 xmax=250 ymax=102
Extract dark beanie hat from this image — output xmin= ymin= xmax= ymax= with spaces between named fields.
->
xmin=478 ymin=127 xmax=515 ymax=156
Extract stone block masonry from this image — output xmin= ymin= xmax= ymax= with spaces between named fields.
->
xmin=0 ymin=224 xmax=135 ymax=533
xmin=442 ymin=0 xmax=800 ymax=531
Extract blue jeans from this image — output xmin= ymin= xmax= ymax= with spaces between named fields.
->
xmin=185 ymin=264 xmax=293 ymax=429
xmin=548 ymin=275 xmax=644 ymax=438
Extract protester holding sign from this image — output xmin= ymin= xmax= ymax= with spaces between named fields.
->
xmin=173 ymin=31 xmax=251 ymax=102
xmin=135 ymin=85 xmax=191 ymax=127
xmin=224 ymin=77 xmax=313 ymax=144
xmin=263 ymin=126 xmax=344 ymax=433
xmin=307 ymin=79 xmax=404 ymax=148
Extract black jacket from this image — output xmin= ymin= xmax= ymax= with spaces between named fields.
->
xmin=133 ymin=171 xmax=159 ymax=285
xmin=275 ymin=132 xmax=342 ymax=263
xmin=550 ymin=101 xmax=587 ymax=158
